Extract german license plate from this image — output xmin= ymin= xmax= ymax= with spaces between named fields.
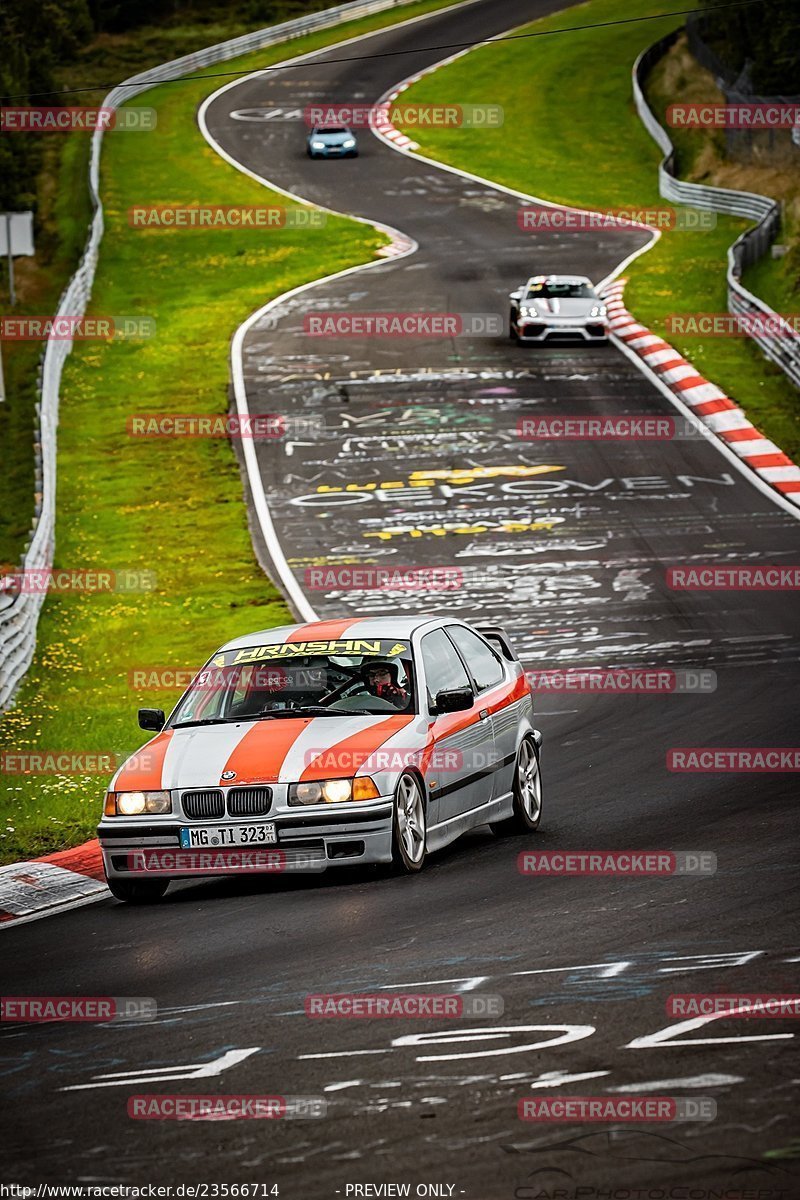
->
xmin=179 ymin=823 xmax=277 ymax=849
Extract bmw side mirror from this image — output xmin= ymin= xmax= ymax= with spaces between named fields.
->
xmin=138 ymin=708 xmax=165 ymax=732
xmin=509 ymin=289 xmax=522 ymax=300
xmin=435 ymin=687 xmax=473 ymax=714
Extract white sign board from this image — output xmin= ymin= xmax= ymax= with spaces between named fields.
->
xmin=0 ymin=212 xmax=35 ymax=257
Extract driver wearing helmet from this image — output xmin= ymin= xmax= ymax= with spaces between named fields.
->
xmin=360 ymin=659 xmax=409 ymax=710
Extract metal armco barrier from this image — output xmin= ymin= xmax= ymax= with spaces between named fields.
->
xmin=633 ymin=33 xmax=800 ymax=391
xmin=0 ymin=0 xmax=419 ymax=712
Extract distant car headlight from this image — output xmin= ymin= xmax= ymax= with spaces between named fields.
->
xmin=288 ymin=777 xmax=380 ymax=805
xmin=310 ymin=140 xmax=326 ymax=149
xmin=519 ymin=306 xmax=533 ymax=317
xmin=105 ymin=790 xmax=172 ymax=816
xmin=343 ymin=138 xmax=356 ymax=148
xmin=589 ymin=305 xmax=606 ymax=318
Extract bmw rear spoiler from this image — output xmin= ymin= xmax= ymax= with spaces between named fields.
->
xmin=474 ymin=624 xmax=519 ymax=662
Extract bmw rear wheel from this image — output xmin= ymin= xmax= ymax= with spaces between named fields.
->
xmin=491 ymin=737 xmax=542 ymax=834
xmin=391 ymin=773 xmax=427 ymax=873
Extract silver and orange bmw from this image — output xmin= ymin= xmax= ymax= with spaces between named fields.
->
xmin=99 ymin=616 xmax=542 ymax=902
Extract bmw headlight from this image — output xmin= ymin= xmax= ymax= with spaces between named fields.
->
xmin=288 ymin=778 xmax=379 ymax=805
xmin=311 ymin=140 xmax=326 ymax=149
xmin=589 ymin=305 xmax=606 ymax=318
xmin=343 ymin=138 xmax=356 ymax=148
xmin=105 ymin=790 xmax=172 ymax=816
xmin=519 ymin=306 xmax=532 ymax=317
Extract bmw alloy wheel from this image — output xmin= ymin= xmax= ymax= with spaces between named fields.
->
xmin=392 ymin=773 xmax=427 ymax=872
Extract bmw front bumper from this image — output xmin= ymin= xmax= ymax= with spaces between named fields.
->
xmin=98 ymin=796 xmax=395 ymax=880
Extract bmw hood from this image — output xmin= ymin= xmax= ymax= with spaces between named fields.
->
xmin=111 ymin=712 xmax=419 ymax=791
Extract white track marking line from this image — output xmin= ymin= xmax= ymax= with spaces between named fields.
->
xmin=608 ymin=1073 xmax=743 ymax=1092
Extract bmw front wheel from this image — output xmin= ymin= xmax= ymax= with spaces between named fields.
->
xmin=391 ymin=773 xmax=427 ymax=873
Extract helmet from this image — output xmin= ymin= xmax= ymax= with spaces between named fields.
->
xmin=360 ymin=659 xmax=400 ymax=686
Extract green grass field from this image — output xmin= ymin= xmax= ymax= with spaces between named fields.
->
xmin=394 ymin=0 xmax=800 ymax=457
xmin=0 ymin=0 xmax=461 ymax=863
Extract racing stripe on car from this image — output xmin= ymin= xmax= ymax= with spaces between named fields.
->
xmin=218 ymin=718 xmax=318 ymax=784
xmin=112 ymin=730 xmax=174 ymax=791
xmin=299 ymin=714 xmax=413 ymax=780
xmin=484 ymin=673 xmax=531 ymax=714
xmin=285 ymin=619 xmax=361 ymax=642
xmin=159 ymin=721 xmax=251 ymax=790
xmin=287 ymin=715 xmax=395 ymax=780
xmin=333 ymin=617 xmax=417 ymax=641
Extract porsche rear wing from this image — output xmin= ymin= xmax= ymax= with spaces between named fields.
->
xmin=474 ymin=624 xmax=519 ymax=662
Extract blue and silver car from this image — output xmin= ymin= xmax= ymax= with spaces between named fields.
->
xmin=306 ymin=124 xmax=358 ymax=158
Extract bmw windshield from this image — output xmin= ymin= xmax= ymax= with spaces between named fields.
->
xmin=170 ymin=638 xmax=416 ymax=725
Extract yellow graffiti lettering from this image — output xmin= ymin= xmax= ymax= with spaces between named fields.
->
xmin=364 ymin=518 xmax=564 ymax=541
xmin=409 ymin=465 xmax=564 ymax=484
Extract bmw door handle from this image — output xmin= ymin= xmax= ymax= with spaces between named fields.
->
xmin=479 ymin=709 xmax=489 ymax=720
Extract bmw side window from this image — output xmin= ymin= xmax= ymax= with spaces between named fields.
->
xmin=446 ymin=626 xmax=505 ymax=691
xmin=420 ymin=629 xmax=472 ymax=712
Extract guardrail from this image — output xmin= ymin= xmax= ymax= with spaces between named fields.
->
xmin=632 ymin=32 xmax=800 ymax=391
xmin=0 ymin=0 xmax=421 ymax=712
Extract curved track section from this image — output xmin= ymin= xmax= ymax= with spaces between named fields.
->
xmin=201 ymin=0 xmax=799 ymax=671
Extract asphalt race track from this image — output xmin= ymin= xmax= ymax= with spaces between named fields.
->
xmin=3 ymin=1 xmax=799 ymax=1196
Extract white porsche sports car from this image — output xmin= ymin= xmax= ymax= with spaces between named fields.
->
xmin=509 ymin=274 xmax=608 ymax=343
xmin=100 ymin=615 xmax=542 ymax=902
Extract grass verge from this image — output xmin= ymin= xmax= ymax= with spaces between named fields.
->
xmin=394 ymin=0 xmax=800 ymax=457
xmin=0 ymin=0 xmax=462 ymax=863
